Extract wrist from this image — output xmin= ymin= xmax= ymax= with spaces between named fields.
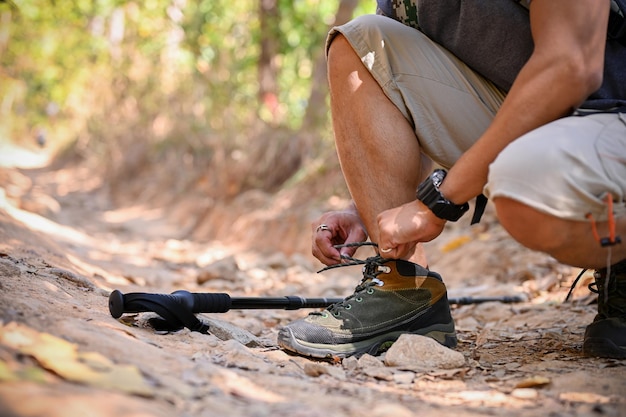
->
xmin=416 ymin=169 xmax=469 ymax=222
xmin=414 ymin=199 xmax=447 ymax=226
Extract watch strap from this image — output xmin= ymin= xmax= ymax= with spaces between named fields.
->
xmin=416 ymin=169 xmax=469 ymax=222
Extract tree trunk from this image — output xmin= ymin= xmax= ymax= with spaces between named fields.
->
xmin=300 ymin=0 xmax=359 ymax=134
xmin=298 ymin=0 xmax=359 ymax=161
xmin=258 ymin=0 xmax=280 ymax=123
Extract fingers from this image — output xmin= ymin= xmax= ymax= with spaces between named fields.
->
xmin=314 ymin=224 xmax=331 ymax=234
xmin=377 ymin=240 xmax=398 ymax=258
xmin=311 ymin=210 xmax=368 ymax=265
xmin=338 ymin=227 xmax=367 ymax=258
xmin=377 ymin=242 xmax=415 ymax=260
xmin=311 ymin=222 xmax=342 ymax=265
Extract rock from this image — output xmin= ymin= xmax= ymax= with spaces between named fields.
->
xmin=197 ymin=256 xmax=239 ymax=285
xmin=204 ymin=317 xmax=263 ymax=347
xmin=0 ymin=258 xmax=21 ymax=277
xmin=357 ymin=353 xmax=384 ymax=368
xmin=392 ymin=371 xmax=415 ymax=385
xmin=303 ymin=362 xmax=346 ymax=380
xmin=341 ymin=356 xmax=359 ymax=372
xmin=210 ymin=339 xmax=270 ymax=372
xmin=362 ymin=366 xmax=394 ymax=381
xmin=510 ymin=388 xmax=539 ymax=400
xmin=47 ymin=267 xmax=96 ymax=290
xmin=383 ymin=334 xmax=466 ymax=370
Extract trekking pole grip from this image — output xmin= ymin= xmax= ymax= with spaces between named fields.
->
xmin=186 ymin=291 xmax=232 ymax=314
xmin=108 ymin=289 xmax=232 ymax=319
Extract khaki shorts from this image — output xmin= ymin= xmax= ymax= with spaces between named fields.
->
xmin=328 ymin=14 xmax=626 ymax=221
xmin=488 ymin=113 xmax=626 ymax=221
xmin=327 ymin=14 xmax=506 ymax=169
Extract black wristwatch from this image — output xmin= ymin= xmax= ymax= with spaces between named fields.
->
xmin=416 ymin=169 xmax=469 ymax=222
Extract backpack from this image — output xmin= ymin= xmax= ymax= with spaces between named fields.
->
xmin=377 ymin=0 xmax=626 ymax=112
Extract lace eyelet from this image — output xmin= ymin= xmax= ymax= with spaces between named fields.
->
xmin=333 ymin=311 xmax=341 ymax=317
xmin=355 ymin=297 xmax=363 ymax=302
xmin=366 ymin=288 xmax=375 ymax=294
xmin=322 ymin=312 xmax=329 ymax=318
xmin=345 ymin=304 xmax=352 ymax=310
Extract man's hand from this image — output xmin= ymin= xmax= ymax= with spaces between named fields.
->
xmin=311 ymin=205 xmax=368 ymax=265
xmin=376 ymin=199 xmax=446 ymax=259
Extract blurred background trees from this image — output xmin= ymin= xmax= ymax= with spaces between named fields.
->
xmin=1 ymin=0 xmax=367 ymax=201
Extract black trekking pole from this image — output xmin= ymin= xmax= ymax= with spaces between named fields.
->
xmin=108 ymin=289 xmax=524 ymax=334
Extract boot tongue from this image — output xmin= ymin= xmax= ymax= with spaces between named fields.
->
xmin=354 ymin=276 xmax=384 ymax=293
xmin=362 ymin=259 xmax=390 ymax=278
xmin=359 ymin=260 xmax=390 ymax=289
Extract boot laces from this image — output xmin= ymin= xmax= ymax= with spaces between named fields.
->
xmin=565 ymin=266 xmax=626 ymax=318
xmin=316 ymin=242 xmax=389 ymax=314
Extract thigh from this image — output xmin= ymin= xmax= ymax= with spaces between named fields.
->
xmin=327 ymin=14 xmax=506 ymax=168
xmin=487 ymin=113 xmax=626 ymax=221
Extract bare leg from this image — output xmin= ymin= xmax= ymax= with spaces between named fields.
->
xmin=327 ymin=34 xmax=430 ymax=265
xmin=495 ymin=197 xmax=626 ymax=269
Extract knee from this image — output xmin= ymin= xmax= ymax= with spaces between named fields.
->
xmin=494 ymin=197 xmax=567 ymax=253
xmin=493 ymin=197 xmax=535 ymax=245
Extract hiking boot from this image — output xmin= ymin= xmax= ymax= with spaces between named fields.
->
xmin=277 ymin=256 xmax=457 ymax=359
xmin=582 ymin=259 xmax=626 ymax=359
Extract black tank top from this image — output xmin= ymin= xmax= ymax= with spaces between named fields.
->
xmin=377 ymin=0 xmax=626 ymax=112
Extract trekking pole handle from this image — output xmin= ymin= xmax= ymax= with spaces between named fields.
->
xmin=108 ymin=289 xmax=232 ymax=319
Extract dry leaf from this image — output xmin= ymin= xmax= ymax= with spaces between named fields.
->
xmin=515 ymin=375 xmax=551 ymax=388
xmin=440 ymin=235 xmax=471 ymax=253
xmin=0 ymin=359 xmax=48 ymax=383
xmin=0 ymin=359 xmax=17 ymax=382
xmin=0 ymin=322 xmax=153 ymax=396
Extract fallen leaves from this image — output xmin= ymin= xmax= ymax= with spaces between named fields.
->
xmin=440 ymin=235 xmax=472 ymax=253
xmin=0 ymin=322 xmax=153 ymax=396
xmin=514 ymin=375 xmax=551 ymax=389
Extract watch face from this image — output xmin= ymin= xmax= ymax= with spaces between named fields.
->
xmin=417 ymin=169 xmax=469 ymax=222
xmin=432 ymin=169 xmax=446 ymax=187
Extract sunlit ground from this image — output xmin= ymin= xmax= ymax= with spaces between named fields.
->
xmin=0 ymin=140 xmax=52 ymax=169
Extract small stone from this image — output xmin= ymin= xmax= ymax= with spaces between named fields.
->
xmin=303 ymin=362 xmax=330 ymax=377
xmin=510 ymin=388 xmax=539 ymax=400
xmin=357 ymin=353 xmax=384 ymax=368
xmin=383 ymin=334 xmax=466 ymax=370
xmin=342 ymin=356 xmax=359 ymax=372
xmin=210 ymin=339 xmax=269 ymax=372
xmin=204 ymin=317 xmax=263 ymax=347
xmin=392 ymin=371 xmax=416 ymax=385
xmin=197 ymin=256 xmax=239 ymax=284
xmin=362 ymin=366 xmax=394 ymax=381
xmin=303 ymin=362 xmax=346 ymax=380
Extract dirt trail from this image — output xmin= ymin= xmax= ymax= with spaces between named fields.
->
xmin=0 ymin=160 xmax=625 ymax=417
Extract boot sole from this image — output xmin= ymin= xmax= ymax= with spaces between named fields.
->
xmin=278 ymin=322 xmax=457 ymax=360
xmin=583 ymin=337 xmax=626 ymax=359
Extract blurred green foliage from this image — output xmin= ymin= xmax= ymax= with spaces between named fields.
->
xmin=0 ymin=0 xmax=371 ymax=158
